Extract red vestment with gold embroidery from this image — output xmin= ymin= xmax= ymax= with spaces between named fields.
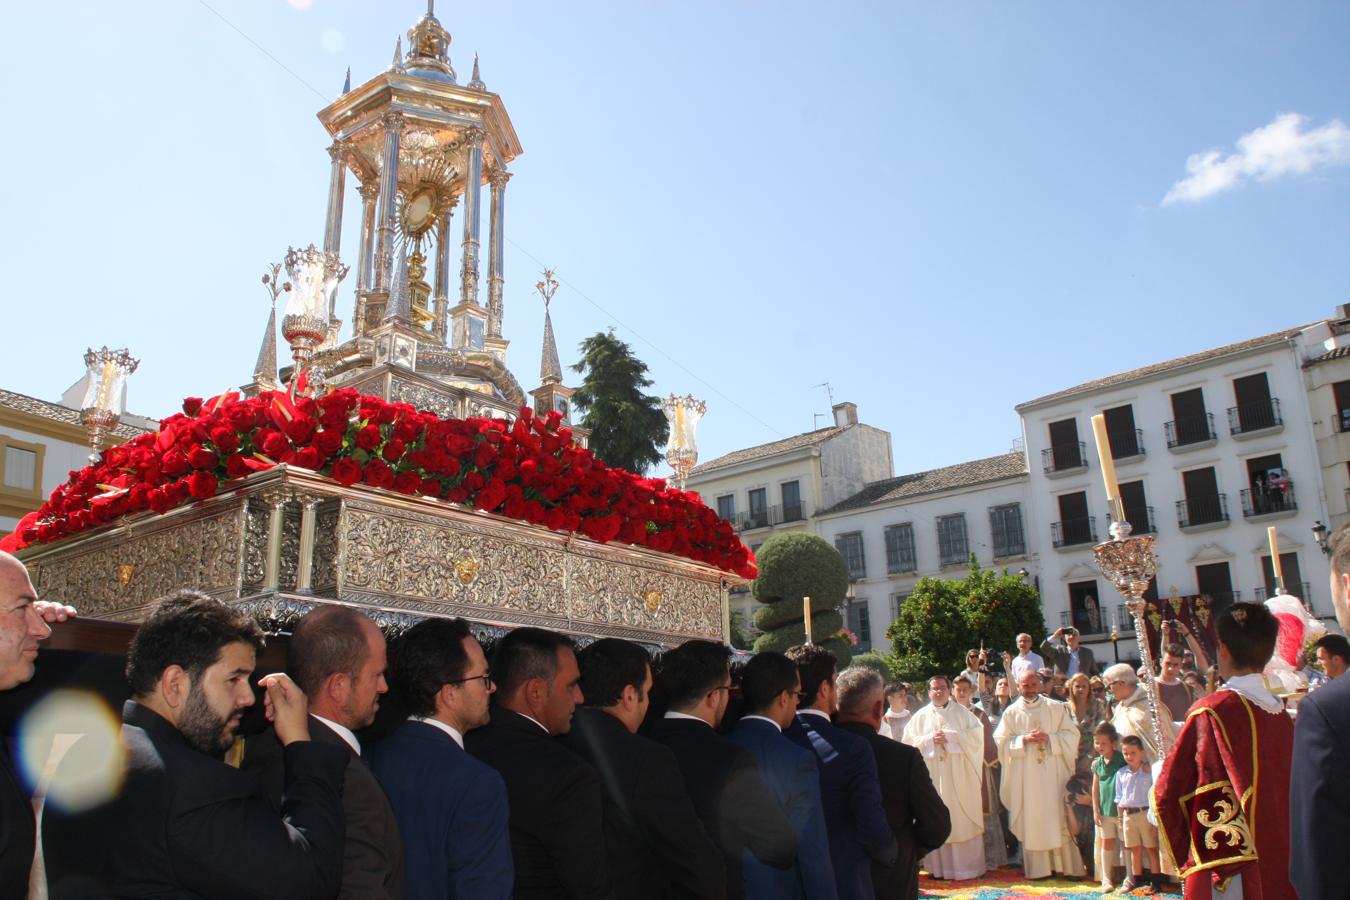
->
xmin=1153 ymin=690 xmax=1294 ymax=899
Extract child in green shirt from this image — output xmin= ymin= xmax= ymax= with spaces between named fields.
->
xmin=1090 ymin=721 xmax=1127 ymax=891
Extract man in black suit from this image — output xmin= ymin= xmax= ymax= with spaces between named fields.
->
xmin=784 ymin=644 xmax=897 ymax=900
xmin=368 ymin=617 xmax=512 ymax=900
xmin=0 ymin=550 xmax=74 ymax=899
xmin=243 ymin=605 xmax=404 ymax=899
xmin=560 ymin=638 xmax=725 ymax=899
xmin=834 ymin=667 xmax=951 ymax=900
xmin=1291 ymin=523 xmax=1350 ymax=897
xmin=1039 ymin=627 xmax=1097 ymax=678
xmin=648 ymin=639 xmax=796 ymax=900
xmin=465 ymin=627 xmax=612 ymax=899
xmin=113 ymin=590 xmax=349 ymax=898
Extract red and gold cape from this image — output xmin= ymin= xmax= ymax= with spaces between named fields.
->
xmin=1152 ymin=688 xmax=1294 ymax=899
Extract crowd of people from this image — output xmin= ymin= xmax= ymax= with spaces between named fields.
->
xmin=4 ymin=528 xmax=1350 ymax=898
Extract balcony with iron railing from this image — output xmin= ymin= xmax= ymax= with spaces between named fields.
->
xmin=1109 ymin=506 xmax=1156 ymax=535
xmin=1254 ymin=582 xmax=1311 ymax=602
xmin=1240 ymin=481 xmax=1297 ymax=519
xmin=1165 ymin=413 xmax=1218 ymax=451
xmin=736 ymin=503 xmax=809 ymax=532
xmin=1062 ymin=607 xmax=1110 ymax=637
xmin=1227 ymin=397 xmax=1283 ymax=438
xmin=1176 ymin=494 xmax=1229 ymax=530
xmin=1042 ymin=441 xmax=1088 ymax=477
xmin=1109 ymin=428 xmax=1146 ymax=461
xmin=1051 ymin=516 xmax=1098 ymax=549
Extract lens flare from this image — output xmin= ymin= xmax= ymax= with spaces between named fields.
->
xmin=19 ymin=690 xmax=125 ymax=813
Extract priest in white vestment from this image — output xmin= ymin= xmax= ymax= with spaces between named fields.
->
xmin=994 ymin=670 xmax=1085 ymax=880
xmin=901 ymin=676 xmax=986 ymax=880
xmin=1101 ymin=663 xmax=1176 ymax=764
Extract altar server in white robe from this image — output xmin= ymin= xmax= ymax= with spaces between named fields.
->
xmin=901 ymin=675 xmax=986 ymax=880
xmin=994 ymin=670 xmax=1085 ymax=880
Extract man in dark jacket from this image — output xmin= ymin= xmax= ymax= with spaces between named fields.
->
xmin=369 ymin=617 xmax=512 ymax=900
xmin=242 ymin=605 xmax=404 ymax=899
xmin=560 ymin=638 xmax=725 ymax=899
xmin=113 ymin=590 xmax=348 ymax=899
xmin=835 ymin=667 xmax=951 ymax=900
xmin=465 ymin=627 xmax=612 ymax=900
xmin=1291 ymin=523 xmax=1350 ymax=898
xmin=784 ymin=644 xmax=897 ymax=900
xmin=727 ymin=652 xmax=837 ymax=900
xmin=648 ymin=640 xmax=797 ymax=900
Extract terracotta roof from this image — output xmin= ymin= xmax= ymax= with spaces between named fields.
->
xmin=0 ymin=389 xmax=150 ymax=439
xmin=689 ymin=426 xmax=843 ymax=476
xmin=1017 ymin=325 xmax=1310 ymax=410
xmin=1305 ymin=345 xmax=1350 ymax=368
xmin=822 ymin=451 xmax=1027 ymax=514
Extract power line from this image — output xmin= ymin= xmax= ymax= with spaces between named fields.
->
xmin=195 ymin=1 xmax=786 ymax=442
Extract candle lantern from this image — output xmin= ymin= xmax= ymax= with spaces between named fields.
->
xmin=282 ymin=244 xmax=348 ymax=395
xmin=79 ymin=347 xmax=139 ymax=462
xmin=661 ymin=394 xmax=706 ymax=491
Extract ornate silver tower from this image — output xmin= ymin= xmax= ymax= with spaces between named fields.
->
xmin=284 ymin=2 xmax=540 ymax=423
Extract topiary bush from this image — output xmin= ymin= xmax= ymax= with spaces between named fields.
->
xmin=848 ymin=651 xmax=902 ymax=683
xmin=750 ymin=531 xmax=852 ymax=667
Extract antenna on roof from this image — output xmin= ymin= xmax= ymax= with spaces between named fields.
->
xmin=813 ymin=413 xmax=826 ymax=429
xmin=812 ymin=381 xmax=835 ymax=407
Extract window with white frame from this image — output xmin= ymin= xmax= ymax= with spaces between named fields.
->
xmin=835 ymin=531 xmax=866 ymax=579
xmin=937 ymin=514 xmax=969 ymax=566
xmin=884 ymin=523 xmax=917 ymax=573
xmin=989 ymin=504 xmax=1025 ymax=558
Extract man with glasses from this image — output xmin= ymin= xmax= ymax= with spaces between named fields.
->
xmin=650 ymin=639 xmax=795 ymax=900
xmin=368 ymin=617 xmax=511 ymax=900
xmin=560 ymin=638 xmax=724 ymax=899
xmin=466 ymin=627 xmax=611 ymax=899
xmin=727 ymin=652 xmax=836 ymax=900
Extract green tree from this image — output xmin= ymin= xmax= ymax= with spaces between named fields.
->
xmin=570 ymin=331 xmax=668 ymax=474
xmin=887 ymin=556 xmax=1044 ymax=682
xmin=750 ymin=532 xmax=853 ymax=666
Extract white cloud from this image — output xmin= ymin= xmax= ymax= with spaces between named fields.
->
xmin=1162 ymin=113 xmax=1350 ymax=205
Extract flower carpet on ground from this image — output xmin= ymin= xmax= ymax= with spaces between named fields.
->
xmin=0 ymin=389 xmax=757 ymax=579
xmin=920 ymin=867 xmax=1181 ymax=899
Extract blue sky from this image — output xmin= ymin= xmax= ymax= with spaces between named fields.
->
xmin=2 ymin=2 xmax=1347 ymax=477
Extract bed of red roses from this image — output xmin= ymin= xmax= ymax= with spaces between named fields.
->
xmin=0 ymin=389 xmax=757 ymax=580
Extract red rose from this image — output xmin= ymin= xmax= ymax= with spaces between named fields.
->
xmin=313 ymin=429 xmax=344 ymax=457
xmin=355 ymin=424 xmax=383 ymax=452
xmin=474 ymin=478 xmax=507 ymax=512
xmin=393 ymin=419 xmax=419 ymax=442
xmin=393 ymin=471 xmax=421 ymax=495
xmin=292 ymin=447 xmax=322 ymax=471
xmin=330 ymin=458 xmax=361 ymax=486
xmin=208 ymin=426 xmax=240 ymax=454
xmin=283 ymin=417 xmax=317 ymax=446
xmin=381 ymin=438 xmax=406 ymax=462
xmin=261 ymin=431 xmax=291 ymax=460
xmin=187 ymin=447 xmax=219 ymax=470
xmin=187 ymin=471 xmax=218 ymax=499
xmin=363 ymin=459 xmax=395 ymax=489
xmin=182 ymin=397 xmax=204 ymax=416
xmin=226 ymin=454 xmax=251 ymax=479
xmin=162 ymin=448 xmax=189 ymax=478
xmin=148 ymin=487 xmax=173 ymax=514
xmin=418 ymin=478 xmax=442 ymax=497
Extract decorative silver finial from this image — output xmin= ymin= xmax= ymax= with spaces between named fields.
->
xmin=662 ymin=395 xmax=707 ymax=490
xmin=385 ymin=243 xmax=413 ymax=323
xmin=536 ymin=269 xmax=562 ymax=384
xmin=391 ymin=36 xmax=404 ymax=72
xmin=252 ymin=263 xmax=287 ymax=391
xmin=468 ymin=53 xmax=485 ymax=90
xmin=80 ymin=348 xmax=139 ymax=463
xmin=342 ymin=67 xmax=351 ymax=94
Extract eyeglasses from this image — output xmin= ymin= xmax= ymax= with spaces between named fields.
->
xmin=449 ymin=672 xmax=493 ymax=690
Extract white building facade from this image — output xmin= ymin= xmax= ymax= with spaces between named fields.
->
xmin=685 ymin=402 xmax=893 ymax=626
xmin=814 ymin=452 xmax=1031 ymax=653
xmin=1016 ymin=320 xmax=1340 ymax=657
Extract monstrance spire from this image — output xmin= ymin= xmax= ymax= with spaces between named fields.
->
xmin=536 ymin=269 xmax=562 ymax=384
xmin=468 ymin=53 xmax=485 ymax=90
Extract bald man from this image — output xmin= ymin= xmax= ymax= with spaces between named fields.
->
xmin=0 ymin=551 xmax=75 ymax=897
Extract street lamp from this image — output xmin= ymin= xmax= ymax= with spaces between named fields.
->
xmin=1313 ymin=520 xmax=1331 ymax=555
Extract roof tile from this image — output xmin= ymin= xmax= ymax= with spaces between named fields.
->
xmin=822 ymin=451 xmax=1027 ymax=514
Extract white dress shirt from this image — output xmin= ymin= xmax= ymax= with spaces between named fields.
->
xmin=312 ymin=714 xmax=360 ymax=754
xmin=410 ymin=715 xmax=465 ymax=749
